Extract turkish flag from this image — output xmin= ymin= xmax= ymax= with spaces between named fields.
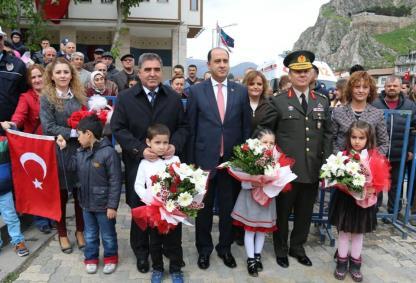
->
xmin=35 ymin=0 xmax=70 ymax=24
xmin=6 ymin=130 xmax=61 ymax=222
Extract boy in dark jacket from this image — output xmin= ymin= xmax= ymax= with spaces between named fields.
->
xmin=57 ymin=115 xmax=121 ymax=275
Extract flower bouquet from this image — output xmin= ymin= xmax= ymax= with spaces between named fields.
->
xmin=67 ymin=95 xmax=113 ymax=128
xmin=132 ymin=162 xmax=209 ymax=234
xmin=219 ymin=138 xmax=297 ymax=206
xmin=320 ymin=149 xmax=390 ymax=208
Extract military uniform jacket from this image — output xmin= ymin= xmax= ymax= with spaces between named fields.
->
xmin=260 ymin=88 xmax=332 ymax=183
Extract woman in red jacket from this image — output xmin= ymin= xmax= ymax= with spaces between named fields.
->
xmin=1 ymin=64 xmax=54 ymax=234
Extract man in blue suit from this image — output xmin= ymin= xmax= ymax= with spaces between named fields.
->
xmin=186 ymin=47 xmax=251 ymax=270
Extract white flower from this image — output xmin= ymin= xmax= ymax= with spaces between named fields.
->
xmin=246 ymin=138 xmax=266 ymax=155
xmin=177 ymin=192 xmax=193 ymax=207
xmin=345 ymin=161 xmax=360 ymax=175
xmin=352 ymin=174 xmax=366 ymax=187
xmin=320 ymin=164 xmax=332 ymax=178
xmin=158 ymin=171 xmax=172 ymax=180
xmin=150 ymin=183 xmax=162 ymax=195
xmin=326 ymin=152 xmax=348 ymax=175
xmin=173 ymin=163 xmax=194 ymax=179
xmin=264 ymin=165 xmax=276 ymax=177
xmin=165 ymin=200 xmax=176 ymax=212
xmin=335 ymin=169 xmax=345 ymax=177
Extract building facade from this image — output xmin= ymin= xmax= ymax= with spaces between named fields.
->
xmin=395 ymin=51 xmax=416 ymax=84
xmin=34 ymin=0 xmax=203 ymax=78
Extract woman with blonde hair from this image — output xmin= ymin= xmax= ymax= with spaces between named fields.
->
xmin=40 ymin=57 xmax=87 ymax=254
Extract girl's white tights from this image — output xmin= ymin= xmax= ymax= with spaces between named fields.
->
xmin=338 ymin=231 xmax=364 ymax=259
xmin=244 ymin=231 xmax=266 ymax=258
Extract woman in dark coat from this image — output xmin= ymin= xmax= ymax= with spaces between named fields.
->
xmin=40 ymin=57 xmax=87 ymax=254
xmin=242 ymin=70 xmax=270 ymax=133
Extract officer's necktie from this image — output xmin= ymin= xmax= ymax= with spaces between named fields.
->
xmin=300 ymin=93 xmax=308 ymax=113
xmin=149 ymin=91 xmax=156 ymax=107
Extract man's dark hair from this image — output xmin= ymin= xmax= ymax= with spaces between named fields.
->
xmin=207 ymin=47 xmax=229 ymax=62
xmin=188 ymin=64 xmax=197 ymax=69
xmin=147 ymin=124 xmax=170 ymax=140
xmin=349 ymin=64 xmax=365 ymax=75
xmin=40 ymin=37 xmax=50 ymax=42
xmin=173 ymin=64 xmax=184 ymax=72
xmin=77 ymin=115 xmax=103 ymax=140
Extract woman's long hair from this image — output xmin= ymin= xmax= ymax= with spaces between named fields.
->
xmin=42 ymin=57 xmax=87 ymax=110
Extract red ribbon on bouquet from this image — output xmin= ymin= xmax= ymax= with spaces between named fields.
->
xmin=131 ymin=198 xmax=187 ymax=234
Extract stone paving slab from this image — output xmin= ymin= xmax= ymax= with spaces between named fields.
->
xmin=11 ymin=195 xmax=416 ymax=283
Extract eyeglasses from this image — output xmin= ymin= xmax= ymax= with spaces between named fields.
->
xmin=97 ymin=69 xmax=107 ymax=72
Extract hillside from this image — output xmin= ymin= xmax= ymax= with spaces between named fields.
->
xmin=293 ymin=0 xmax=416 ymax=70
xmin=186 ymin=58 xmax=257 ymax=78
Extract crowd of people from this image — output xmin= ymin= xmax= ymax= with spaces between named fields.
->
xmin=1 ymin=26 xmax=416 ymax=283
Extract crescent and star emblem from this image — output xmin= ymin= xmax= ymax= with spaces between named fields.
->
xmin=19 ymin=152 xmax=48 ymax=190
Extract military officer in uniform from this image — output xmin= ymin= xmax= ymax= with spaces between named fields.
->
xmin=259 ymin=50 xmax=332 ymax=268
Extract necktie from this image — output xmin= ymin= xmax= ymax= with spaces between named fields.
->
xmin=217 ymin=83 xmax=225 ymax=156
xmin=149 ymin=91 xmax=156 ymax=107
xmin=300 ymin=93 xmax=308 ymax=113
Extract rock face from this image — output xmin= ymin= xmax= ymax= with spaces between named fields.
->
xmin=293 ymin=0 xmax=416 ymax=70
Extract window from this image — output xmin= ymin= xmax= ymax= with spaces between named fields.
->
xmin=190 ymin=0 xmax=198 ymax=11
xmin=157 ymin=0 xmax=168 ymax=2
xmin=101 ymin=0 xmax=114 ymax=3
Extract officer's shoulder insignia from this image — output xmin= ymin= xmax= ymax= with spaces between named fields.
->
xmin=315 ymin=91 xmax=328 ymax=100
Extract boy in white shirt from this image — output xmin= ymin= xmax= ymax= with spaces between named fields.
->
xmin=134 ymin=124 xmax=183 ymax=283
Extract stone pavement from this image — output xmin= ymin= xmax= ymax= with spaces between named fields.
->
xmin=10 ymin=195 xmax=416 ymax=283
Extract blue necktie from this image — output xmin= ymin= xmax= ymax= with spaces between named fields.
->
xmin=149 ymin=91 xmax=156 ymax=107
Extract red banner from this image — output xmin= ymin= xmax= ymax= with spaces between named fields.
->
xmin=6 ymin=130 xmax=61 ymax=221
xmin=35 ymin=0 xmax=70 ymax=23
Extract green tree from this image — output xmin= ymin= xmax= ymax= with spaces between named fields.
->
xmin=0 ymin=0 xmax=47 ymax=51
xmin=111 ymin=0 xmax=143 ymax=59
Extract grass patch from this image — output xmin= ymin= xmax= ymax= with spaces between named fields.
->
xmin=374 ymin=23 xmax=416 ymax=54
xmin=321 ymin=5 xmax=351 ymax=24
xmin=2 ymin=271 xmax=19 ymax=283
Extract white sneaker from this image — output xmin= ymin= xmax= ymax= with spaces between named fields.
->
xmin=86 ymin=263 xmax=98 ymax=274
xmin=103 ymin=263 xmax=117 ymax=274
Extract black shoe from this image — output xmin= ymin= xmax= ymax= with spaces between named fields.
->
xmin=39 ymin=225 xmax=51 ymax=234
xmin=276 ymin=256 xmax=289 ymax=268
xmin=218 ymin=252 xmax=237 ymax=268
xmin=136 ymin=258 xmax=149 ymax=273
xmin=247 ymin=258 xmax=258 ymax=277
xmin=254 ymin=253 xmax=263 ymax=271
xmin=197 ymin=254 xmax=210 ymax=270
xmin=234 ymin=238 xmax=244 ymax=246
xmin=288 ymin=252 xmax=312 ymax=266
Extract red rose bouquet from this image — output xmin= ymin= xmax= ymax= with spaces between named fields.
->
xmin=132 ymin=162 xmax=209 ymax=234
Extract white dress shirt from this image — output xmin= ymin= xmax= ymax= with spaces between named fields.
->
xmin=142 ymin=86 xmax=160 ymax=103
xmin=211 ymin=78 xmax=228 ymax=108
xmin=293 ymin=87 xmax=309 ymax=104
xmin=134 ymin=156 xmax=180 ymax=199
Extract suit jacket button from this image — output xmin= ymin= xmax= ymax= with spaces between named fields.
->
xmin=306 ymin=127 xmax=309 ymax=131
xmin=305 ymin=117 xmax=308 ymax=121
xmin=306 ymin=137 xmax=310 ymax=141
xmin=306 ymin=148 xmax=310 ymax=152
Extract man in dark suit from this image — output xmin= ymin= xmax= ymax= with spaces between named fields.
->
xmin=110 ymin=53 xmax=188 ymax=273
xmin=187 ymin=47 xmax=251 ymax=270
xmin=259 ymin=50 xmax=332 ymax=268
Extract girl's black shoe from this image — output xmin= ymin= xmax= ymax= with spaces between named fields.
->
xmin=333 ymin=255 xmax=348 ymax=280
xmin=254 ymin=253 xmax=263 ymax=271
xmin=247 ymin=258 xmax=258 ymax=277
xmin=349 ymin=256 xmax=363 ymax=282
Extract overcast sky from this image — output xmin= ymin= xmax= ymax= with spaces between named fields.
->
xmin=187 ymin=0 xmax=330 ymax=66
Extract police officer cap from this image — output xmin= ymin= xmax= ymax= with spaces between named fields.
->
xmin=120 ymin=54 xmax=134 ymax=61
xmin=94 ymin=48 xmax=104 ymax=54
xmin=61 ymin=37 xmax=70 ymax=45
xmin=283 ymin=50 xmax=315 ymax=70
xmin=102 ymin=51 xmax=113 ymax=59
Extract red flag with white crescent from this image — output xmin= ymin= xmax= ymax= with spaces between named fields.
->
xmin=35 ymin=0 xmax=70 ymax=23
xmin=6 ymin=130 xmax=61 ymax=221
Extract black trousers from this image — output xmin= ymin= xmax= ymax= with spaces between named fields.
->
xmin=387 ymin=161 xmax=403 ymax=213
xmin=150 ymin=224 xmax=183 ymax=273
xmin=273 ymin=182 xmax=318 ymax=257
xmin=130 ymin=196 xmax=150 ymax=260
xmin=195 ymin=169 xmax=239 ymax=256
